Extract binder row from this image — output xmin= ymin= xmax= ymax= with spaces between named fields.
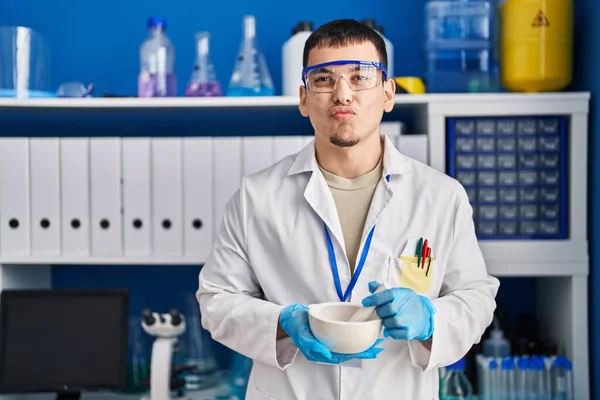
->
xmin=0 ymin=136 xmax=312 ymax=262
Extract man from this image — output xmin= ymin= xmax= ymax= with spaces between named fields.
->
xmin=197 ymin=19 xmax=499 ymax=400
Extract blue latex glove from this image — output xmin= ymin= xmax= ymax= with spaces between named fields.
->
xmin=279 ymin=303 xmax=384 ymax=364
xmin=361 ymin=281 xmax=435 ymax=341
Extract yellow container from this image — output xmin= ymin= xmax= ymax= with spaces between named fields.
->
xmin=500 ymin=0 xmax=573 ymax=92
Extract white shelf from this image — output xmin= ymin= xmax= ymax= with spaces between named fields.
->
xmin=0 ymin=92 xmax=590 ymax=109
xmin=0 ymin=257 xmax=203 ymax=265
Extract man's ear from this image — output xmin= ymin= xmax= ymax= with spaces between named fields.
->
xmin=299 ymin=85 xmax=309 ymax=117
xmin=383 ymin=78 xmax=396 ymax=113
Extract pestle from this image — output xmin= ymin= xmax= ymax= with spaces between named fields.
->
xmin=347 ymin=282 xmax=389 ymax=322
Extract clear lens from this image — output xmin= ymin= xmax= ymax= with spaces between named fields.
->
xmin=305 ymin=63 xmax=383 ymax=93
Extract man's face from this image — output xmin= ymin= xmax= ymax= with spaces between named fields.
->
xmin=299 ymin=42 xmax=396 ymax=148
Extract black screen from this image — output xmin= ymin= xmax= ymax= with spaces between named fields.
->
xmin=0 ymin=290 xmax=128 ymax=394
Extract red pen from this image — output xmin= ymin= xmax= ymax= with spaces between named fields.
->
xmin=421 ymin=239 xmax=428 ymax=269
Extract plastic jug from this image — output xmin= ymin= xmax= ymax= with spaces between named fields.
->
xmin=138 ymin=17 xmax=176 ymax=97
xmin=282 ymin=21 xmax=313 ymax=97
xmin=499 ymin=0 xmax=573 ymax=92
xmin=361 ymin=19 xmax=394 ymax=79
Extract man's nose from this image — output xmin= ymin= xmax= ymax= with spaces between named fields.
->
xmin=332 ymin=76 xmax=353 ymax=105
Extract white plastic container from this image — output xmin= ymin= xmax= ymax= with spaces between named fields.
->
xmin=282 ymin=21 xmax=313 ymax=96
xmin=362 ymin=19 xmax=394 ymax=79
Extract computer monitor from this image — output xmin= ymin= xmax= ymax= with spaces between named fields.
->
xmin=0 ymin=289 xmax=129 ymax=400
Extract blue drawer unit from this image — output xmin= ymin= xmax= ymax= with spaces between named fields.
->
xmin=446 ymin=116 xmax=568 ymax=240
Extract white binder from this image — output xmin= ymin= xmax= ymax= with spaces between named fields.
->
xmin=182 ymin=137 xmax=213 ymax=261
xmin=0 ymin=139 xmax=30 ymax=257
xmin=89 ymin=138 xmax=123 ymax=257
xmin=122 ymin=138 xmax=152 ymax=257
xmin=151 ymin=138 xmax=183 ymax=257
xmin=242 ymin=136 xmax=274 ymax=176
xmin=213 ymin=137 xmax=242 ymax=236
xmin=273 ymin=136 xmax=305 ymax=162
xmin=30 ymin=138 xmax=61 ymax=256
xmin=60 ymin=138 xmax=91 ymax=257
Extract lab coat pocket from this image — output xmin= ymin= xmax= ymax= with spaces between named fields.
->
xmin=388 ymin=256 xmax=435 ymax=295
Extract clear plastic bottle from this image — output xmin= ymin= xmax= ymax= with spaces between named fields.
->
xmin=138 ymin=17 xmax=176 ymax=97
xmin=441 ymin=358 xmax=473 ymax=400
xmin=185 ymin=32 xmax=222 ymax=97
xmin=227 ymin=15 xmax=274 ymax=96
xmin=482 ymin=317 xmax=511 ymax=358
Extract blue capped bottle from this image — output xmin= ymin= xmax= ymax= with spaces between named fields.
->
xmin=441 ymin=357 xmax=474 ymax=400
xmin=138 ymin=17 xmax=176 ymax=97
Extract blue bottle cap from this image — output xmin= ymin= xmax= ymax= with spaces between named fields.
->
xmin=447 ymin=358 xmax=466 ymax=370
xmin=489 ymin=359 xmax=498 ymax=370
xmin=502 ymin=357 xmax=515 ymax=370
xmin=148 ymin=17 xmax=167 ymax=30
xmin=517 ymin=357 xmax=529 ymax=370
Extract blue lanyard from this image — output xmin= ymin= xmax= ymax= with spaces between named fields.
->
xmin=324 ymin=174 xmax=389 ymax=302
xmin=324 ymin=223 xmax=376 ymax=302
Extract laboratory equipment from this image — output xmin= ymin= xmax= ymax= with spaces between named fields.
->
xmin=0 ymin=26 xmax=54 ymax=97
xmin=282 ymin=21 xmax=313 ymax=96
xmin=138 ymin=17 xmax=176 ymax=97
xmin=308 ymin=302 xmax=382 ymax=354
xmin=447 ymin=116 xmax=568 ymax=239
xmin=124 ymin=316 xmax=150 ymax=393
xmin=180 ymin=293 xmax=220 ymax=390
xmin=500 ymin=357 xmax=515 ymax=400
xmin=57 ymin=82 xmax=94 ymax=97
xmin=185 ymin=32 xmax=222 ymax=97
xmin=141 ymin=308 xmax=186 ymax=400
xmin=227 ymin=15 xmax=275 ymax=96
xmin=361 ymin=19 xmax=394 ymax=79
xmin=425 ymin=0 xmax=497 ymax=93
xmin=227 ymin=352 xmax=253 ymax=399
xmin=0 ymin=289 xmax=129 ymax=399
xmin=499 ymin=0 xmax=573 ymax=92
xmin=483 ymin=317 xmax=511 ymax=358
xmin=441 ymin=357 xmax=473 ymax=400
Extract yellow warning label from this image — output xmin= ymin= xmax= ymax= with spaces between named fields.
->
xmin=531 ymin=10 xmax=550 ymax=27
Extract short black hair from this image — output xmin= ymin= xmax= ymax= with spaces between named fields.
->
xmin=302 ymin=19 xmax=388 ymax=70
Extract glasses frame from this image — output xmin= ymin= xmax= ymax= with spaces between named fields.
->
xmin=301 ymin=59 xmax=389 ymax=93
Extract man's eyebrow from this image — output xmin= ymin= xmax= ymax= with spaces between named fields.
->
xmin=314 ymin=67 xmax=334 ymax=74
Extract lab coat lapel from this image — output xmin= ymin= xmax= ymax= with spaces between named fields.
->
xmin=303 ymin=170 xmax=346 ymax=256
xmin=287 ymin=140 xmax=346 ymax=260
xmin=360 ymin=135 xmax=413 ymax=244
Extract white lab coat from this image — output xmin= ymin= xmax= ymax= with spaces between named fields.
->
xmin=197 ymin=135 xmax=499 ymax=400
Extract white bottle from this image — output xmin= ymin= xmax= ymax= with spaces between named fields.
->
xmin=362 ymin=19 xmax=394 ymax=79
xmin=282 ymin=21 xmax=313 ymax=97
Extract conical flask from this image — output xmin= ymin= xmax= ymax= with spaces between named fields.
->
xmin=227 ymin=15 xmax=275 ymax=96
xmin=185 ymin=32 xmax=222 ymax=97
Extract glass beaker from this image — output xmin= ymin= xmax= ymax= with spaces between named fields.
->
xmin=180 ymin=293 xmax=221 ymax=391
xmin=124 ymin=316 xmax=150 ymax=393
xmin=0 ymin=26 xmax=54 ymax=98
xmin=227 ymin=15 xmax=275 ymax=96
xmin=185 ymin=32 xmax=222 ymax=97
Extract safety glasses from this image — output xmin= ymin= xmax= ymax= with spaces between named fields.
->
xmin=302 ymin=60 xmax=388 ymax=93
